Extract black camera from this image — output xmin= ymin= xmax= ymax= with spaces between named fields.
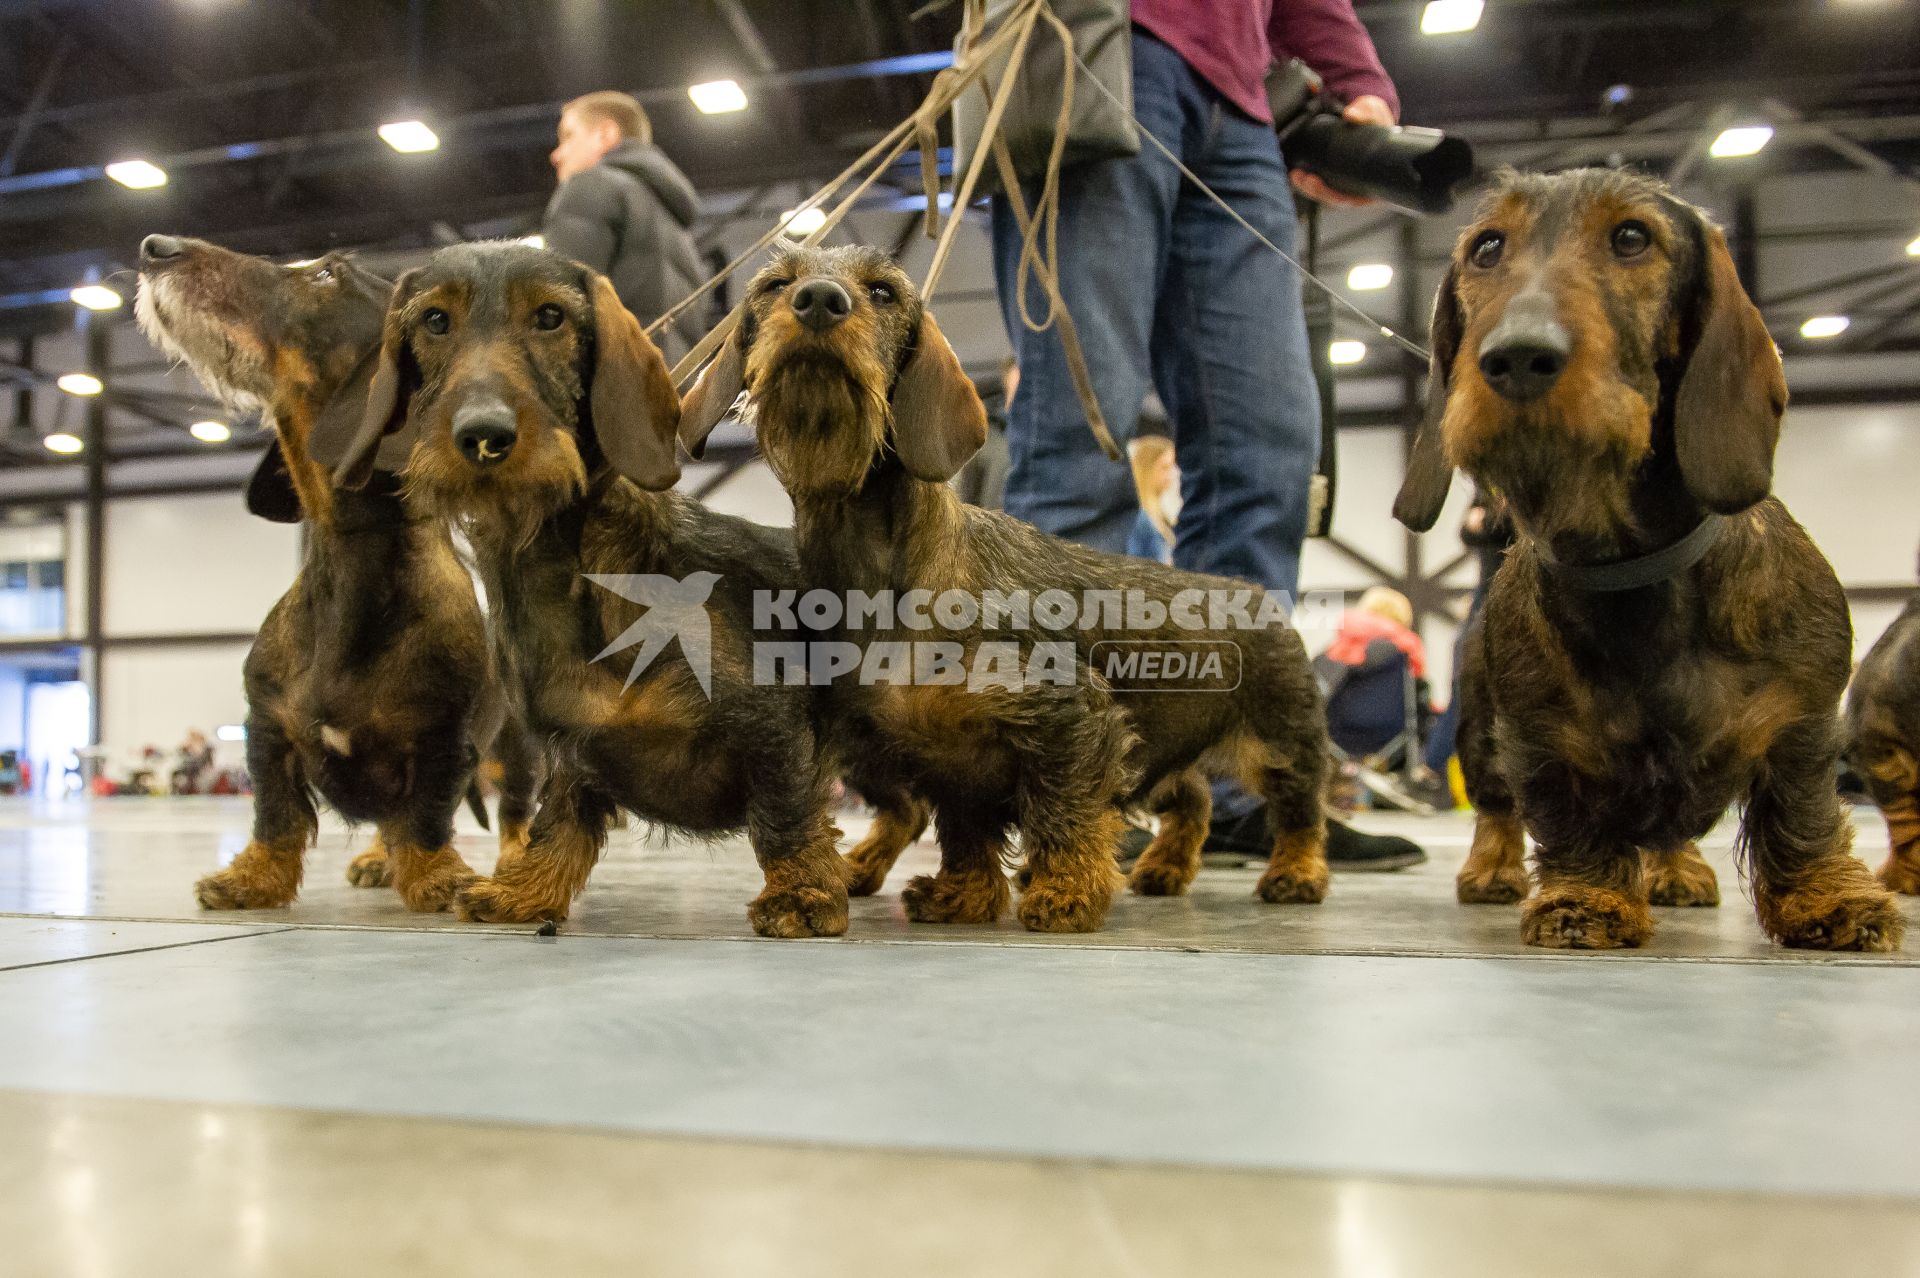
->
xmin=1267 ymin=60 xmax=1474 ymax=215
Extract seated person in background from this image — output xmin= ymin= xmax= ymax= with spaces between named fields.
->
xmin=1326 ymin=586 xmax=1427 ymax=680
xmin=1125 ymin=434 xmax=1180 ymax=565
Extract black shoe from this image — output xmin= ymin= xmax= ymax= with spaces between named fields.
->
xmin=1201 ymin=807 xmax=1429 ymax=872
xmin=1325 ymin=818 xmax=1427 ymax=872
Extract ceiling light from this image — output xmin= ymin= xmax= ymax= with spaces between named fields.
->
xmin=780 ymin=207 xmax=827 ymax=238
xmin=378 ymin=120 xmax=440 ymax=153
xmin=688 ymin=79 xmax=748 ymax=114
xmin=1906 ymin=233 xmax=1920 ymax=257
xmin=215 ymin=724 xmax=246 ymax=742
xmin=70 ymin=284 xmax=124 ymax=311
xmin=1800 ymin=315 xmax=1849 ymax=339
xmin=189 ymin=420 xmax=231 ymax=443
xmin=519 ymin=234 xmax=545 ymax=249
xmin=1420 ymin=0 xmax=1483 ymax=35
xmin=43 ymin=433 xmax=84 ymax=455
xmin=1709 ymin=126 xmax=1773 ymax=159
xmin=105 ymin=159 xmax=168 ymax=189
xmin=57 ymin=373 xmax=103 ymax=396
xmin=1346 ymin=263 xmax=1393 ymax=291
xmin=1329 ymin=340 xmax=1368 ymax=366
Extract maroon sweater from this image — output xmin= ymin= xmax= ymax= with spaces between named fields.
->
xmin=1132 ymin=0 xmax=1399 ymax=123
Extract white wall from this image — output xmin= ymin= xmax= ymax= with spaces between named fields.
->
xmin=102 ymin=492 xmax=300 ymax=638
xmin=100 ymin=643 xmax=252 ymax=768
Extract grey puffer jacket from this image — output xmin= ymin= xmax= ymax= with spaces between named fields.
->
xmin=542 ymin=140 xmax=705 ymax=361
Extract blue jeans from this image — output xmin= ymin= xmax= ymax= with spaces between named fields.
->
xmin=993 ymin=32 xmax=1322 ymax=821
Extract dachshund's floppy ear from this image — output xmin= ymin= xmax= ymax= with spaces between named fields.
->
xmin=678 ymin=329 xmax=746 ymax=462
xmin=890 ymin=311 xmax=987 ymax=483
xmin=586 ymin=272 xmax=682 ymax=491
xmin=311 ymin=269 xmax=422 ymax=490
xmin=1392 ymin=264 xmax=1462 ymax=532
xmin=1670 ymin=206 xmax=1786 ymax=513
xmin=244 ymin=435 xmax=303 ymax=524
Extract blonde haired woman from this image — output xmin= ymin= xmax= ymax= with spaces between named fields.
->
xmin=1125 ymin=435 xmax=1180 ymax=564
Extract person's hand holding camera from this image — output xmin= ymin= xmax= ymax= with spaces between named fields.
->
xmin=1289 ymin=94 xmax=1396 ymax=208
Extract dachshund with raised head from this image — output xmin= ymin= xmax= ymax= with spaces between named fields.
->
xmin=316 ymin=241 xmax=892 ymax=938
xmin=1846 ymin=589 xmax=1920 ymax=895
xmin=678 ymin=245 xmax=1332 ymax=933
xmin=135 ymin=235 xmax=532 ymax=911
xmin=1395 ymin=168 xmax=1901 ymax=951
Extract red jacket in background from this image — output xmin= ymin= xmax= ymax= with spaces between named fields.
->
xmin=1326 ymin=610 xmax=1428 ymax=679
xmin=1131 ymin=0 xmax=1399 ymax=124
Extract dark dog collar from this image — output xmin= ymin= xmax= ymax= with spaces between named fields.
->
xmin=1538 ymin=513 xmax=1726 ymax=593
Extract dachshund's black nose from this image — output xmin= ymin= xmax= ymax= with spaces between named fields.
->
xmin=140 ymin=234 xmax=185 ymax=264
xmin=1479 ymin=303 xmax=1571 ymax=402
xmin=791 ymin=278 xmax=852 ymax=332
xmin=453 ymin=404 xmax=517 ymax=466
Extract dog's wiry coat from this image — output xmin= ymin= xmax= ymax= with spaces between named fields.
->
xmin=681 ymin=246 xmax=1332 ymax=932
xmin=1396 ymin=169 xmax=1900 ymax=951
xmin=331 ymin=243 xmax=876 ymax=937
xmin=1846 ymin=595 xmax=1920 ymax=894
xmin=136 ymin=238 xmax=510 ymax=911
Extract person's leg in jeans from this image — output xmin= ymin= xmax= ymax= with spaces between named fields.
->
xmin=991 ymin=33 xmax=1193 ymax=553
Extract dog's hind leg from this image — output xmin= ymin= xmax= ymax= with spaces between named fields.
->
xmin=1454 ymin=619 xmax=1532 ymax=904
xmin=345 ymin=833 xmax=394 ymax=888
xmin=1876 ymin=794 xmax=1920 ymax=895
xmin=197 ymin=715 xmax=316 ymax=910
xmin=456 ymin=765 xmax=616 ymax=924
xmin=491 ymin=713 xmax=541 ymax=876
xmin=1747 ymin=721 xmax=1903 ymax=951
xmin=1127 ymin=769 xmax=1210 ymax=897
xmin=382 ymin=733 xmax=481 ymax=913
xmin=1644 ymin=842 xmax=1720 ymax=907
xmin=841 ymin=773 xmax=930 ymax=898
xmin=1522 ymin=839 xmax=1653 ymax=949
xmin=902 ymin=803 xmax=1014 ymax=925
xmin=1226 ymin=721 xmax=1330 ymax=905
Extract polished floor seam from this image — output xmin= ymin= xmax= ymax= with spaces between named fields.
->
xmin=0 ymin=926 xmax=295 ymax=974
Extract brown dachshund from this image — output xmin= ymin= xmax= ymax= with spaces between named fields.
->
xmin=135 ymin=236 xmax=531 ymax=911
xmin=1395 ymin=169 xmax=1901 ymax=951
xmin=1847 ymin=592 xmax=1920 ymax=894
xmin=312 ymin=241 xmax=903 ymax=937
xmin=678 ymin=245 xmax=1332 ymax=933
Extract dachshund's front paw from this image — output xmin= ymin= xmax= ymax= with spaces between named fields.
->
xmin=1766 ymin=885 xmax=1905 ymax=952
xmin=1521 ymin=887 xmax=1652 ymax=949
xmin=196 ymin=845 xmax=301 ymax=910
xmin=839 ymin=846 xmax=894 ymax=897
xmin=1456 ymin=860 xmax=1530 ymax=904
xmin=1876 ymin=851 xmax=1920 ymax=897
xmin=749 ymin=884 xmax=849 ymax=938
xmin=1128 ymin=857 xmax=1197 ymax=897
xmin=901 ymin=869 xmax=1009 ymax=925
xmin=1255 ymin=863 xmax=1329 ymax=904
xmin=393 ymin=848 xmax=476 ymax=914
xmin=344 ymin=846 xmax=393 ymax=888
xmin=1017 ymin=881 xmax=1112 ymax=933
xmin=1645 ymin=845 xmax=1719 ymax=907
xmin=455 ymin=875 xmax=567 ymax=925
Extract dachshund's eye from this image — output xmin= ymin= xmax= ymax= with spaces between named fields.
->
xmin=1611 ymin=220 xmax=1652 ymax=259
xmin=1469 ymin=231 xmax=1505 ymax=270
xmin=761 ymin=277 xmax=792 ymax=296
xmin=533 ymin=303 xmax=565 ymax=331
xmin=422 ymin=308 xmax=450 ymax=335
xmin=867 ymin=282 xmax=896 ymax=306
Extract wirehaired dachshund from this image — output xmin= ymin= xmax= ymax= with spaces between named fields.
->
xmin=1395 ymin=168 xmax=1902 ymax=951
xmin=677 ymin=245 xmax=1332 ymax=934
xmin=135 ymin=235 xmax=532 ymax=911
xmin=1847 ymin=591 xmax=1920 ymax=894
xmin=312 ymin=241 xmax=897 ymax=938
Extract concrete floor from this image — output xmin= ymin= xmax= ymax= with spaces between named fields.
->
xmin=3 ymin=796 xmax=1917 ymax=1276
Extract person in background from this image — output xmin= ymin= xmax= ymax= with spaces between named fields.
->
xmin=543 ymin=91 xmax=705 ymax=363
xmin=1327 ymin=587 xmax=1427 ymax=677
xmin=1126 ymin=435 xmax=1179 ymax=564
xmin=993 ymin=0 xmax=1423 ymax=870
